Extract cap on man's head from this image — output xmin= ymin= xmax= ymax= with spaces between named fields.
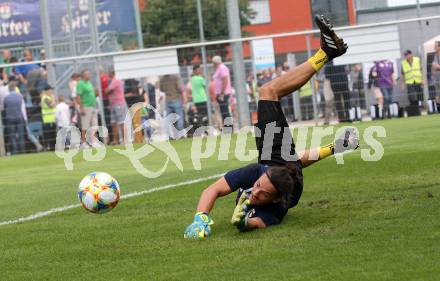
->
xmin=404 ymin=50 xmax=412 ymax=56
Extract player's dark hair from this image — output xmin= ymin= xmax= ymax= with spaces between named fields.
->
xmin=266 ymin=163 xmax=300 ymax=208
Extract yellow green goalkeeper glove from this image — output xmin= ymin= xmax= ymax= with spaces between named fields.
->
xmin=231 ymin=192 xmax=251 ymax=231
xmin=184 ymin=212 xmax=214 ymax=240
xmin=319 ymin=127 xmax=359 ymax=159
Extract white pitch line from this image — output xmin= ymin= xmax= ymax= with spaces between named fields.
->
xmin=0 ymin=173 xmax=224 ymax=227
xmin=0 ymin=204 xmax=80 ymax=227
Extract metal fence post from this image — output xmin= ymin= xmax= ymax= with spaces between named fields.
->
xmin=67 ymin=0 xmax=78 ymax=72
xmin=306 ymin=34 xmax=319 ymax=125
xmin=226 ymin=0 xmax=250 ymax=128
xmin=196 ymin=0 xmax=213 ymax=128
xmin=40 ymin=0 xmax=57 ymax=95
xmin=0 ymin=114 xmax=5 ymax=156
xmin=88 ymin=0 xmax=107 ymax=131
xmin=287 ymin=53 xmax=301 ymax=121
xmin=416 ymin=0 xmax=430 ymax=104
xmin=133 ymin=0 xmax=144 ymax=49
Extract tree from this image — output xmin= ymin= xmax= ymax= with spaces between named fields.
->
xmin=141 ymin=0 xmax=255 ymax=63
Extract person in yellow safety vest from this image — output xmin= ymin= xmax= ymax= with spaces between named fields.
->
xmin=40 ymin=87 xmax=57 ymax=151
xmin=299 ymin=81 xmax=313 ymax=120
xmin=401 ymin=50 xmax=423 ymax=106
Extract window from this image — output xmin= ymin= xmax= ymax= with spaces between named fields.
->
xmin=249 ymin=0 xmax=271 ymax=25
xmin=310 ymin=0 xmax=350 ymax=27
xmin=355 ymin=0 xmax=387 ymax=11
xmin=388 ymin=0 xmax=440 ymax=7
xmin=356 ymin=0 xmax=440 ymax=11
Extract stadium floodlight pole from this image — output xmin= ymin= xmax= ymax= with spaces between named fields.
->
xmin=226 ymin=0 xmax=251 ymax=128
xmin=88 ymin=0 xmax=107 ymax=133
xmin=196 ymin=0 xmax=213 ymax=128
xmin=39 ymin=0 xmax=57 ymax=98
xmin=66 ymin=0 xmax=78 ymax=72
xmin=133 ymin=0 xmax=144 ymax=49
xmin=306 ymin=34 xmax=319 ymax=125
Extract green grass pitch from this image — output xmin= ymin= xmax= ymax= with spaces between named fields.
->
xmin=0 ymin=115 xmax=439 ymax=281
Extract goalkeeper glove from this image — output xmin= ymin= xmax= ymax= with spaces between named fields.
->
xmin=308 ymin=15 xmax=348 ymax=71
xmin=231 ymin=192 xmax=251 ymax=231
xmin=319 ymin=127 xmax=359 ymax=160
xmin=184 ymin=212 xmax=214 ymax=240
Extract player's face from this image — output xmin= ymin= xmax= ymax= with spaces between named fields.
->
xmin=250 ymin=173 xmax=279 ymax=206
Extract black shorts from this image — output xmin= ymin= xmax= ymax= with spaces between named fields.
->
xmin=254 ymin=100 xmax=304 ymax=209
xmin=255 ymin=100 xmax=297 ymax=166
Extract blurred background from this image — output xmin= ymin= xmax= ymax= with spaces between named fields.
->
xmin=1 ymin=0 xmax=440 ymax=156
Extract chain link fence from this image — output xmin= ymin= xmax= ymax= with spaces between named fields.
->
xmin=1 ymin=15 xmax=440 ymax=156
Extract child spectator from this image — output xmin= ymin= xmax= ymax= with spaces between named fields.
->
xmin=56 ymin=95 xmax=71 ymax=130
xmin=55 ymin=95 xmax=71 ymax=148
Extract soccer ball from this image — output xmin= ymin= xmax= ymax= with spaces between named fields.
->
xmin=78 ymin=172 xmax=121 ymax=213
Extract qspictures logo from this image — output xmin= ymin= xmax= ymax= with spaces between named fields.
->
xmin=55 ymin=103 xmax=386 ymax=178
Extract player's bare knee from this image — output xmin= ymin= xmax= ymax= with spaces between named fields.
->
xmin=259 ymin=84 xmax=278 ymax=101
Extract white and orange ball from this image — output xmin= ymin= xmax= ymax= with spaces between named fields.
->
xmin=78 ymin=172 xmax=121 ymax=214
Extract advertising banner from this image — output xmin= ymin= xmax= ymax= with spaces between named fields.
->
xmin=0 ymin=0 xmax=137 ymax=44
xmin=252 ymin=38 xmax=276 ymax=71
xmin=0 ymin=0 xmax=42 ymax=44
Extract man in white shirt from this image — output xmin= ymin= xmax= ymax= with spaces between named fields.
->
xmin=55 ymin=95 xmax=71 ymax=129
xmin=55 ymin=95 xmax=72 ymax=149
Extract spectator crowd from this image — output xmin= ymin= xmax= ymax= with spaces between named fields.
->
xmin=1 ymin=42 xmax=440 ymax=156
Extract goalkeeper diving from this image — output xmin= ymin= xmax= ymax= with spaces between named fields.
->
xmin=184 ymin=15 xmax=358 ymax=239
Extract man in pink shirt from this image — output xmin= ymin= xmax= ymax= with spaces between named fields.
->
xmin=212 ymin=56 xmax=232 ymax=128
xmin=209 ymin=79 xmax=223 ymax=129
xmin=105 ymin=71 xmax=128 ymax=145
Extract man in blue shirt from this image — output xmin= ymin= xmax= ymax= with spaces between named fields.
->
xmin=3 ymin=80 xmax=26 ymax=155
xmin=184 ymin=16 xmax=359 ymax=239
xmin=14 ymin=49 xmax=40 ymax=80
xmin=14 ymin=49 xmax=41 ymax=104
